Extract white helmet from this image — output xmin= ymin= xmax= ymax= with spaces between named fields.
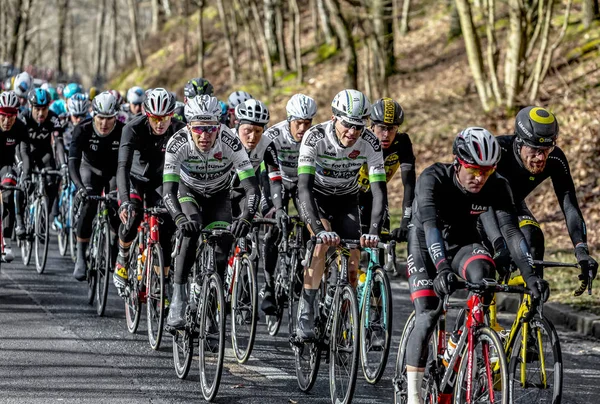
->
xmin=286 ymin=94 xmax=317 ymax=121
xmin=143 ymin=88 xmax=175 ymax=116
xmin=13 ymin=72 xmax=33 ymax=98
xmin=235 ymin=99 xmax=270 ymax=125
xmin=127 ymin=86 xmax=146 ymax=105
xmin=0 ymin=91 xmax=20 ymax=110
xmin=453 ymin=127 xmax=501 ymax=167
xmin=92 ymin=91 xmax=119 ymax=117
xmin=227 ymin=90 xmax=253 ymax=108
xmin=331 ymin=89 xmax=371 ymax=126
xmin=68 ymin=94 xmax=90 ymax=117
xmin=185 ymin=94 xmax=222 ymax=122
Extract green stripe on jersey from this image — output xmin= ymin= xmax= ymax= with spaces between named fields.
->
xmin=369 ymin=173 xmax=386 ymax=183
xmin=163 ymin=173 xmax=180 ymax=183
xmin=298 ymin=166 xmax=316 ymax=175
xmin=238 ymin=168 xmax=255 ymax=181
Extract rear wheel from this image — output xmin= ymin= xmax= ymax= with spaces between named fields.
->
xmin=231 ymin=254 xmax=258 ymax=363
xmin=360 ymin=267 xmax=393 ymax=384
xmin=125 ymin=247 xmax=141 ymax=333
xmin=147 ymin=244 xmax=165 ymax=350
xmin=173 ymin=328 xmax=193 ymax=379
xmin=199 ymin=273 xmax=226 ymax=401
xmin=21 ymin=201 xmax=33 ymax=266
xmin=293 ymin=286 xmax=322 ymax=393
xmin=330 ymin=284 xmax=360 ymax=404
xmin=69 ymin=193 xmax=77 ymax=263
xmin=287 ymin=251 xmax=303 ymax=337
xmin=510 ymin=316 xmax=563 ymax=404
xmin=57 ymin=188 xmax=68 ymax=256
xmin=95 ymin=219 xmax=111 ymax=316
xmin=34 ymin=197 xmax=49 ymax=274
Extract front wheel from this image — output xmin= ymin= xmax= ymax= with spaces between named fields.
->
xmin=21 ymin=202 xmax=33 ymax=266
xmin=231 ymin=254 xmax=258 ymax=364
xmin=57 ymin=189 xmax=68 ymax=256
xmin=95 ymin=219 xmax=111 ymax=316
xmin=147 ymin=244 xmax=165 ymax=350
xmin=199 ymin=273 xmax=226 ymax=401
xmin=454 ymin=326 xmax=509 ymax=404
xmin=330 ymin=284 xmax=360 ymax=404
xmin=173 ymin=328 xmax=193 ymax=380
xmin=125 ymin=249 xmax=141 ymax=333
xmin=510 ymin=316 xmax=563 ymax=404
xmin=34 ymin=197 xmax=49 ymax=274
xmin=360 ymin=267 xmax=393 ymax=384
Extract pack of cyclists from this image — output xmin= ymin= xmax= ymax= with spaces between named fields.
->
xmin=0 ymin=71 xmax=597 ymax=404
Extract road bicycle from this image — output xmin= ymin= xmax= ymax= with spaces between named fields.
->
xmin=170 ymin=227 xmax=227 ymax=402
xmin=394 ymin=278 xmax=525 ymax=404
xmin=123 ymin=205 xmax=169 ymax=350
xmin=0 ymin=184 xmax=20 ymax=267
xmin=55 ymin=170 xmax=77 ymax=262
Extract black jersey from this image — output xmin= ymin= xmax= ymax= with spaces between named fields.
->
xmin=0 ymin=119 xmax=28 ymax=169
xmin=20 ymin=109 xmax=64 ymax=156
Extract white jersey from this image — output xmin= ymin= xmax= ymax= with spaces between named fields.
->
xmin=163 ymin=125 xmax=255 ymax=196
xmin=298 ymin=120 xmax=386 ymax=195
xmin=264 ymin=120 xmax=300 ymax=184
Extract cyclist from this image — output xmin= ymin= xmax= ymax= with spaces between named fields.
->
xmin=64 ymin=94 xmax=90 ymax=152
xmin=112 ymin=88 xmax=184 ymax=296
xmin=173 ymin=77 xmax=214 ymax=123
xmin=162 ymin=94 xmax=260 ymax=329
xmin=360 ymin=98 xmax=416 ymax=246
xmin=481 ymin=106 xmax=598 ymax=295
xmin=404 ymin=128 xmax=547 ymax=404
xmin=16 ymin=88 xmax=66 ymax=238
xmin=0 ymin=91 xmax=30 ymax=262
xmin=226 ymin=90 xmax=253 ymax=128
xmin=69 ymin=91 xmax=123 ymax=281
xmin=295 ymin=89 xmax=386 ymax=340
xmin=261 ymin=94 xmax=317 ymax=315
xmin=125 ymin=86 xmax=146 ymax=122
xmin=63 ymin=82 xmax=83 ymax=100
xmin=13 ymin=72 xmax=33 ymax=112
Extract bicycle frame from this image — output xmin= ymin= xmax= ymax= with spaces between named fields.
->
xmin=359 ymin=247 xmax=390 ymax=332
xmin=133 ymin=209 xmax=163 ymax=304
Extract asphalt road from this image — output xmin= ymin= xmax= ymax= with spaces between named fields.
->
xmin=1 ymin=237 xmax=599 ymax=403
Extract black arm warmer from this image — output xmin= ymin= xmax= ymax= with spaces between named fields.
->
xmin=19 ymin=140 xmax=30 ymax=177
xmin=401 ymin=166 xmax=416 ymax=214
xmin=163 ymin=181 xmax=182 ymax=221
xmin=369 ymin=180 xmax=387 ymax=235
xmin=423 ymin=220 xmax=450 ymax=271
xmin=298 ymin=173 xmax=325 ymax=235
xmin=240 ymin=175 xmax=260 ymax=221
xmin=496 ymin=209 xmax=535 ymax=280
xmin=116 ymin=125 xmax=136 ymax=203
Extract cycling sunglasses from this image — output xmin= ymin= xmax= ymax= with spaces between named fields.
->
xmin=339 ymin=118 xmax=365 ymax=132
xmin=458 ymin=159 xmax=496 ymax=177
xmin=146 ymin=112 xmax=173 ymax=123
xmin=190 ymin=125 xmax=219 ymax=135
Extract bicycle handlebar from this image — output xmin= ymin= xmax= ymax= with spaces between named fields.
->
xmin=31 ymin=168 xmax=61 ymax=176
xmin=252 ymin=218 xmax=278 ymax=227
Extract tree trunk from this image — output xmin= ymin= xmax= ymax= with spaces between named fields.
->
xmin=485 ymin=0 xmax=502 ymax=104
xmin=275 ymin=3 xmax=289 ymax=70
xmin=94 ymin=0 xmax=106 ymax=81
xmin=449 ymin=1 xmax=462 ymax=39
xmin=249 ymin=0 xmax=274 ymax=88
xmin=454 ymin=0 xmax=490 ymax=111
xmin=197 ymin=0 xmax=205 ymax=77
xmin=373 ymin=0 xmax=395 ymax=78
xmin=127 ymin=0 xmax=144 ymax=68
xmin=264 ymin=0 xmax=278 ymax=61
xmin=317 ymin=0 xmax=335 ymax=45
xmin=583 ymin=0 xmax=599 ymax=28
xmin=324 ymin=0 xmax=357 ymax=88
xmin=18 ymin=0 xmax=34 ymax=70
xmin=216 ymin=0 xmax=238 ymax=84
xmin=68 ymin=7 xmax=75 ymax=76
xmin=290 ymin=0 xmax=303 ymax=83
xmin=8 ymin=0 xmax=22 ymax=66
xmin=162 ymin=0 xmax=172 ymax=18
xmin=310 ymin=0 xmax=320 ymax=46
xmin=504 ymin=0 xmax=526 ymax=109
xmin=110 ymin=0 xmax=118 ymax=72
xmin=0 ymin=1 xmax=6 ymax=60
xmin=151 ymin=0 xmax=166 ymax=34
xmin=400 ymin=0 xmax=411 ymax=35
xmin=183 ymin=0 xmax=190 ymax=66
xmin=56 ymin=0 xmax=69 ymax=74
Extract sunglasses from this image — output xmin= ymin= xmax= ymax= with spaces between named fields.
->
xmin=190 ymin=125 xmax=219 ymax=135
xmin=523 ymin=144 xmax=554 ymax=156
xmin=458 ymin=159 xmax=496 ymax=177
xmin=339 ymin=119 xmax=365 ymax=132
xmin=146 ymin=113 xmax=173 ymax=123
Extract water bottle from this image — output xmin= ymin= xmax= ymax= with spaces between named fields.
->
xmin=324 ymin=287 xmax=335 ymax=315
xmin=356 ymin=270 xmax=367 ymax=303
xmin=136 ymin=254 xmax=143 ymax=281
xmin=443 ymin=331 xmax=460 ymax=368
xmin=190 ymin=282 xmax=201 ymax=304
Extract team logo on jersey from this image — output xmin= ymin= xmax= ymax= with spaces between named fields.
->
xmin=166 ymin=136 xmax=186 ymax=153
xmin=348 ymin=150 xmax=360 ymax=159
xmin=470 ymin=204 xmax=488 ymax=214
xmin=214 ymin=151 xmax=223 ymax=161
xmin=361 ymin=130 xmax=381 ymax=152
xmin=221 ymin=132 xmax=242 ymax=152
xmin=304 ymin=127 xmax=325 ymax=147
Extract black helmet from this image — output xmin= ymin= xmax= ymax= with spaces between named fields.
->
xmin=28 ymin=88 xmax=51 ymax=107
xmin=370 ymin=97 xmax=404 ymax=126
xmin=184 ymin=78 xmax=214 ymax=99
xmin=514 ymin=106 xmax=558 ymax=147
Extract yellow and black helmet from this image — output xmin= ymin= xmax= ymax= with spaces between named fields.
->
xmin=370 ymin=97 xmax=404 ymax=126
xmin=514 ymin=106 xmax=558 ymax=147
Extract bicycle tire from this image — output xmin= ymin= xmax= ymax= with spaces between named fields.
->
xmin=510 ymin=315 xmax=563 ymax=404
xmin=231 ymin=253 xmax=258 ymax=364
xmin=173 ymin=328 xmax=193 ymax=379
xmin=267 ymin=253 xmax=289 ymax=337
xmin=125 ymin=247 xmax=141 ymax=333
xmin=330 ymin=284 xmax=360 ymax=404
xmin=287 ymin=251 xmax=302 ymax=336
xmin=199 ymin=272 xmax=226 ymax=401
xmin=57 ymin=188 xmax=68 ymax=256
xmin=293 ymin=286 xmax=322 ymax=393
xmin=360 ymin=266 xmax=393 ymax=384
xmin=86 ymin=220 xmax=98 ymax=305
xmin=454 ymin=326 xmax=509 ymax=404
xmin=34 ymin=197 xmax=49 ymax=274
xmin=21 ymin=202 xmax=33 ymax=266
xmin=147 ymin=243 xmax=165 ymax=350
xmin=95 ymin=218 xmax=111 ymax=316
xmin=394 ymin=311 xmax=415 ymax=404
xmin=68 ymin=195 xmax=77 ymax=263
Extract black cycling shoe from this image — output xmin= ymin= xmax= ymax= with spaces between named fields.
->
xmin=15 ymin=225 xmax=26 ymax=240
xmin=72 ymin=242 xmax=88 ymax=282
xmin=261 ymin=290 xmax=277 ymax=315
xmin=167 ymin=283 xmax=188 ymax=329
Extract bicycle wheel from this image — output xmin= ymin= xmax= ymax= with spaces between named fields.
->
xmin=510 ymin=315 xmax=562 ymax=404
xmin=454 ymin=326 xmax=509 ymax=404
xmin=173 ymin=327 xmax=194 ymax=379
xmin=147 ymin=243 xmax=165 ymax=350
xmin=86 ymin=225 xmax=97 ymax=305
xmin=287 ymin=251 xmax=302 ymax=336
xmin=57 ymin=189 xmax=68 ymax=256
xmin=293 ymin=287 xmax=322 ymax=392
xmin=69 ymin=194 xmax=77 ymax=263
xmin=199 ymin=272 xmax=226 ymax=401
xmin=34 ymin=197 xmax=49 ymax=274
xmin=125 ymin=248 xmax=141 ymax=333
xmin=393 ymin=311 xmax=415 ymax=404
xmin=360 ymin=267 xmax=393 ymax=384
xmin=267 ymin=266 xmax=286 ymax=337
xmin=231 ymin=254 xmax=258 ymax=363
xmin=21 ymin=203 xmax=33 ymax=266
xmin=95 ymin=219 xmax=111 ymax=316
